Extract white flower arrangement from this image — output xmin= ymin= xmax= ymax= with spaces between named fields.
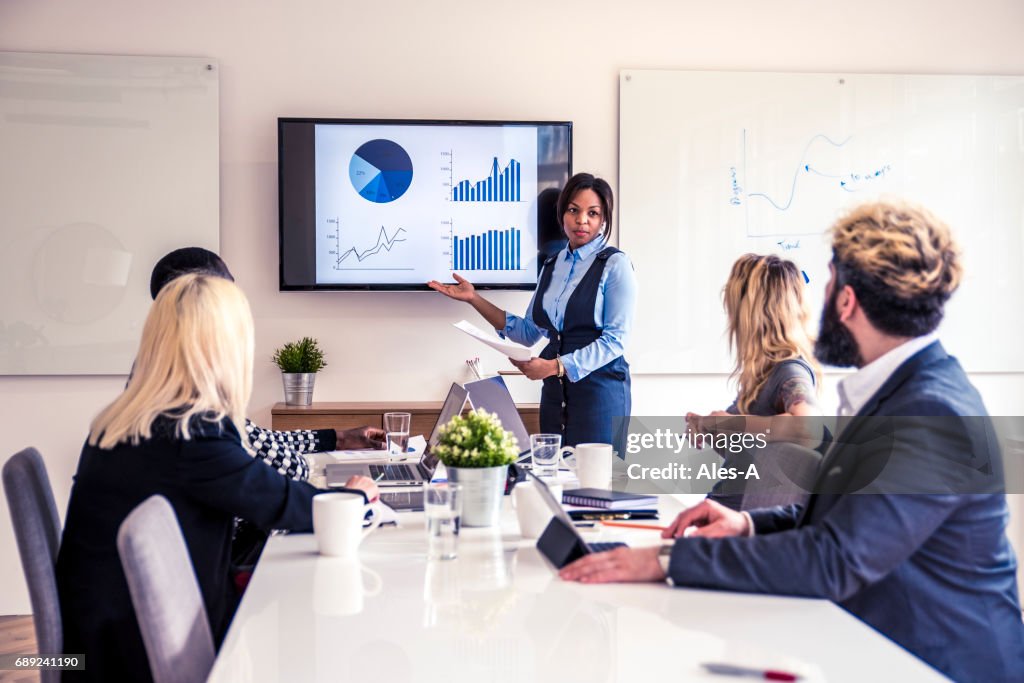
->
xmin=432 ymin=409 xmax=518 ymax=468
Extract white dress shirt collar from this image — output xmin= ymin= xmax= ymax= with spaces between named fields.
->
xmin=836 ymin=332 xmax=939 ymax=417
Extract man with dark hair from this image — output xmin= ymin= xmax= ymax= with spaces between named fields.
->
xmin=149 ymin=247 xmax=384 ymax=479
xmin=150 ymin=246 xmax=235 ymax=299
xmin=560 ymin=201 xmax=1024 ymax=682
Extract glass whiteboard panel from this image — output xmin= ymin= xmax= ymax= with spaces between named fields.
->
xmin=0 ymin=52 xmax=219 ymax=374
xmin=620 ymin=70 xmax=1024 ymax=373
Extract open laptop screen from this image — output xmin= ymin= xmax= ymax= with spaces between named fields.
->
xmin=423 ymin=383 xmax=469 ymax=470
xmin=464 ymin=375 xmax=531 ymax=455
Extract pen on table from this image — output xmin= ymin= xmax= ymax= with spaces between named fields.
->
xmin=599 ymin=520 xmax=668 ymax=532
xmin=701 ymin=662 xmax=801 ymax=681
xmin=573 ymin=512 xmax=659 ymax=521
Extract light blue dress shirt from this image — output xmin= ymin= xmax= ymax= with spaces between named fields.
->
xmin=500 ymin=236 xmax=637 ymax=382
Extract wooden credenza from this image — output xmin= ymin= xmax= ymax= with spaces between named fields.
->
xmin=271 ymin=401 xmax=540 ymax=438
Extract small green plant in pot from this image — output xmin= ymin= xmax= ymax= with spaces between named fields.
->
xmin=272 ymin=337 xmax=326 ymax=406
xmin=433 ymin=409 xmax=518 ymax=527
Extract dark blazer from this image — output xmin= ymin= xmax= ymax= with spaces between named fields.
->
xmin=667 ymin=342 xmax=1024 ymax=682
xmin=56 ymin=417 xmax=323 ymax=683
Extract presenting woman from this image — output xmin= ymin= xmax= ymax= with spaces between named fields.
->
xmin=56 ymin=274 xmax=376 ymax=683
xmin=429 ymin=173 xmax=637 ymax=450
xmin=685 ymin=253 xmax=822 ymax=509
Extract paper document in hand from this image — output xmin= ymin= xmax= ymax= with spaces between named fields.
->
xmin=453 ymin=320 xmax=532 ymax=361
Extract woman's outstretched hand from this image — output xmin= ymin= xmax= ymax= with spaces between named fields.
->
xmin=427 ymin=273 xmax=476 ymax=302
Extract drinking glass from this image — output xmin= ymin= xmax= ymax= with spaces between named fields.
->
xmin=530 ymin=433 xmax=562 ymax=479
xmin=424 ymin=482 xmax=461 ymax=560
xmin=384 ymin=412 xmax=411 ymax=456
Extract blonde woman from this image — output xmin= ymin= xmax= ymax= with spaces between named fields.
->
xmin=686 ymin=254 xmax=822 ymax=508
xmin=56 ymin=275 xmax=375 ymax=683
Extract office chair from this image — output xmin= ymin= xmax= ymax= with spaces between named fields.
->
xmin=117 ymin=495 xmax=215 ymax=683
xmin=3 ymin=447 xmax=63 ymax=683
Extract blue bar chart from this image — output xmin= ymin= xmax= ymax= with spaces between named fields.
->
xmin=452 ymin=157 xmax=521 ymax=202
xmin=452 ymin=226 xmax=521 ymax=271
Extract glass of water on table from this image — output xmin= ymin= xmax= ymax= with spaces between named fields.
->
xmin=384 ymin=412 xmax=411 ymax=457
xmin=530 ymin=433 xmax=562 ymax=480
xmin=424 ymin=482 xmax=461 ymax=560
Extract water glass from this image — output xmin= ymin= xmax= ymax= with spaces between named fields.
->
xmin=530 ymin=433 xmax=562 ymax=479
xmin=384 ymin=412 xmax=411 ymax=456
xmin=424 ymin=482 xmax=461 ymax=560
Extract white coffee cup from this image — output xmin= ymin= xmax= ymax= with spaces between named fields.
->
xmin=313 ymin=492 xmax=382 ymax=558
xmin=563 ymin=443 xmax=614 ymax=489
xmin=313 ymin=557 xmax=382 ymax=616
xmin=512 ymin=480 xmax=563 ymax=539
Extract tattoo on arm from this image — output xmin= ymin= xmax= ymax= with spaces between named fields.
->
xmin=776 ymin=376 xmax=817 ymax=414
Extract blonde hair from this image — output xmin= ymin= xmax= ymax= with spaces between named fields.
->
xmin=723 ymin=254 xmax=821 ymax=414
xmin=89 ymin=274 xmax=254 ymax=449
xmin=829 ymin=200 xmax=961 ymax=336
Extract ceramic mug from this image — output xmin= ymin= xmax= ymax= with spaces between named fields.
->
xmin=313 ymin=492 xmax=382 ymax=558
xmin=512 ymin=480 xmax=563 ymax=539
xmin=562 ymin=443 xmax=614 ymax=489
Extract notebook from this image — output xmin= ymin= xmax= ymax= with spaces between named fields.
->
xmin=324 ymin=383 xmax=468 ymax=488
xmin=527 ymin=472 xmax=627 ymax=569
xmin=561 ymin=488 xmax=658 ymax=510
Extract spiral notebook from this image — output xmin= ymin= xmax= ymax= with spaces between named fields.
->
xmin=561 ymin=488 xmax=658 ymax=510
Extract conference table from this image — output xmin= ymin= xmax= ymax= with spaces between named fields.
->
xmin=206 ymin=494 xmax=946 ymax=683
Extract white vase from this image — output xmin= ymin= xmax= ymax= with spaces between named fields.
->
xmin=446 ymin=465 xmax=506 ymax=527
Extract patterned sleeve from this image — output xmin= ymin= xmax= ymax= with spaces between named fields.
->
xmin=244 ymin=419 xmax=338 ymax=482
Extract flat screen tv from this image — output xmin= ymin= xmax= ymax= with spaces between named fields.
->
xmin=278 ymin=118 xmax=572 ymax=291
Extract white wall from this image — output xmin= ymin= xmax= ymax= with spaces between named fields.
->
xmin=2 ymin=0 xmax=1023 ymax=614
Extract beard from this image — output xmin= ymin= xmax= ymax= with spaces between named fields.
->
xmin=814 ymin=287 xmax=863 ymax=368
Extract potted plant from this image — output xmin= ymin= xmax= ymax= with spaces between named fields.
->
xmin=272 ymin=337 xmax=327 ymax=406
xmin=433 ymin=409 xmax=518 ymax=527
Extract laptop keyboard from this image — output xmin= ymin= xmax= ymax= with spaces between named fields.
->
xmin=589 ymin=541 xmax=627 ymax=553
xmin=369 ymin=464 xmax=415 ymax=481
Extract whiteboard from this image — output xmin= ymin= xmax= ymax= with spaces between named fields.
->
xmin=619 ymin=70 xmax=1024 ymax=373
xmin=0 ymin=52 xmax=219 ymax=375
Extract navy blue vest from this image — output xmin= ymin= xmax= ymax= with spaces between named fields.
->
xmin=532 ymin=247 xmax=631 ymax=451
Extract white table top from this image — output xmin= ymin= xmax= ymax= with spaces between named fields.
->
xmin=207 ymin=496 xmax=945 ymax=683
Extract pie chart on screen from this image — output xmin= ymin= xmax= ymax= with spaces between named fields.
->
xmin=349 ymin=139 xmax=414 ymax=203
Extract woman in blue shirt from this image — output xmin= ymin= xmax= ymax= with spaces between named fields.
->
xmin=429 ymin=173 xmax=637 ymax=451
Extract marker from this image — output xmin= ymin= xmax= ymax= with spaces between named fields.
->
xmin=701 ymin=663 xmax=801 ymax=681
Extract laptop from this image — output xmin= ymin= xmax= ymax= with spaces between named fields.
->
xmin=464 ymin=375 xmax=532 ymax=461
xmin=526 ymin=471 xmax=627 ymax=569
xmin=324 ymin=383 xmax=468 ymax=488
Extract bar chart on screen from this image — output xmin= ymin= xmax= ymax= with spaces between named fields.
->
xmin=444 ymin=219 xmax=523 ymax=271
xmin=448 ymin=154 xmax=523 ymax=202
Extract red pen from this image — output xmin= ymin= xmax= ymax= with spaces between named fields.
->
xmin=701 ymin=662 xmax=801 ymax=681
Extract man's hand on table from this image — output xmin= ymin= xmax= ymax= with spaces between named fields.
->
xmin=338 ymin=426 xmax=386 ymax=450
xmin=662 ymin=499 xmax=751 ymax=539
xmin=559 ymin=499 xmax=751 ymax=584
xmin=559 ymin=546 xmax=665 ymax=584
